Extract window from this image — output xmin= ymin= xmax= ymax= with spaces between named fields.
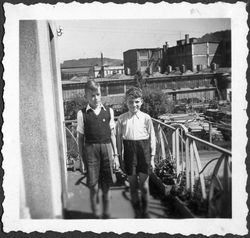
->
xmin=140 ymin=60 xmax=148 ymax=67
xmin=139 ymin=50 xmax=148 ymax=57
xmin=101 ymin=85 xmax=107 ymax=96
xmin=108 ymin=84 xmax=124 ymax=95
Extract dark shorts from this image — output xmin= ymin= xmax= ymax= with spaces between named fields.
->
xmin=84 ymin=143 xmax=114 ymax=188
xmin=123 ymin=139 xmax=151 ymax=176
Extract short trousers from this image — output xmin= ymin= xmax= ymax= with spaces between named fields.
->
xmin=123 ymin=139 xmax=151 ymax=176
xmin=84 ymin=142 xmax=114 ymax=188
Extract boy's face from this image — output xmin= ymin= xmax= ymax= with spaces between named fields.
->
xmin=85 ymin=87 xmax=101 ymax=108
xmin=126 ymin=97 xmax=143 ymax=114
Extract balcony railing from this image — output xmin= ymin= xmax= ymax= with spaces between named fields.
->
xmin=152 ymin=118 xmax=231 ymax=218
xmin=64 ymin=117 xmax=232 ymax=218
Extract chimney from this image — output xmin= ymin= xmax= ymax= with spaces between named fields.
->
xmin=197 ymin=64 xmax=203 ymax=72
xmin=100 ymin=52 xmax=104 ymax=78
xmin=185 ymin=34 xmax=190 ymax=44
xmin=126 ymin=67 xmax=131 ymax=75
xmin=163 ymin=42 xmax=168 ymax=53
xmin=211 ymin=63 xmax=217 ymax=71
xmin=167 ymin=65 xmax=172 ymax=74
xmin=181 ymin=64 xmax=186 ymax=73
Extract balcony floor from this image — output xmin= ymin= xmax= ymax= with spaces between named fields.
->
xmin=64 ymin=170 xmax=170 ymax=219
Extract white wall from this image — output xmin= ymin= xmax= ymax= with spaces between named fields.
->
xmin=19 ymin=20 xmax=67 ymax=218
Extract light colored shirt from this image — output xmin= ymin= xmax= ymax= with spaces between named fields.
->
xmin=77 ymin=104 xmax=115 ymax=134
xmin=116 ymin=110 xmax=156 ymax=156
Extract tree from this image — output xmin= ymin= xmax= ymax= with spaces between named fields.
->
xmin=120 ymin=87 xmax=174 ymax=118
xmin=64 ymin=94 xmax=88 ymax=120
xmin=141 ymin=87 xmax=174 ymax=118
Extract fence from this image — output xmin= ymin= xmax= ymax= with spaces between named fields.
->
xmin=153 ymin=118 xmax=232 ymax=218
xmin=64 ymin=117 xmax=232 ymax=218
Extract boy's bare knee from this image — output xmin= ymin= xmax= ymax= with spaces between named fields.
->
xmin=90 ymin=184 xmax=99 ymax=194
xmin=101 ymin=183 xmax=110 ymax=193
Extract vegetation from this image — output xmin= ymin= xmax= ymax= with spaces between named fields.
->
xmin=141 ymin=87 xmax=174 ymax=118
xmin=197 ymin=30 xmax=231 ymax=43
xmin=61 ymin=57 xmax=123 ymax=68
xmin=64 ymin=94 xmax=88 ymax=120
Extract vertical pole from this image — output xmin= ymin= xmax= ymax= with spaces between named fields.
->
xmin=193 ymin=141 xmax=207 ymax=200
xmin=209 ymin=122 xmax=212 ymax=144
xmin=158 ymin=125 xmax=166 ymax=160
xmin=172 ymin=131 xmax=176 ymax=161
xmin=190 ymin=140 xmax=194 ymax=196
xmin=221 ymin=155 xmax=231 ymax=217
xmin=176 ymin=128 xmax=180 ymax=176
xmin=181 ymin=129 xmax=184 ymax=172
xmin=185 ymin=137 xmax=190 ymax=191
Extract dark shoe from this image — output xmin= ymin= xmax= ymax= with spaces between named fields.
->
xmin=132 ymin=202 xmax=142 ymax=218
xmin=102 ymin=214 xmax=111 ymax=219
xmin=93 ymin=214 xmax=101 ymax=219
xmin=141 ymin=212 xmax=150 ymax=218
xmin=134 ymin=210 xmax=141 ymax=219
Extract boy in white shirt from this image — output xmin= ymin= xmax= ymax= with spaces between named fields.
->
xmin=116 ymin=87 xmax=156 ymax=218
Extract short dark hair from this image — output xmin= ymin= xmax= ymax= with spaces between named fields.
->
xmin=85 ymin=79 xmax=100 ymax=92
xmin=125 ymin=87 xmax=143 ymax=99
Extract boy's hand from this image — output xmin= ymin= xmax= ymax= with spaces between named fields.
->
xmin=113 ymin=155 xmax=120 ymax=170
xmin=150 ymin=156 xmax=155 ymax=171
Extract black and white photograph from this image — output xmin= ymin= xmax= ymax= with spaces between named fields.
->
xmin=2 ymin=2 xmax=248 ymax=235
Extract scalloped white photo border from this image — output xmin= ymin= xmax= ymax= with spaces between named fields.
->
xmin=2 ymin=2 xmax=248 ymax=235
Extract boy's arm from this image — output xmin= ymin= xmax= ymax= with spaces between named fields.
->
xmin=77 ymin=132 xmax=86 ymax=168
xmin=148 ymin=117 xmax=156 ymax=171
xmin=115 ymin=118 xmax=124 ymax=170
xmin=76 ymin=110 xmax=86 ymax=172
xmin=109 ymin=108 xmax=119 ymax=169
xmin=110 ymin=129 xmax=119 ymax=169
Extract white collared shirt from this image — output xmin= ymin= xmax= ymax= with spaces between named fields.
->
xmin=77 ymin=104 xmax=115 ymax=134
xmin=116 ymin=110 xmax=156 ymax=156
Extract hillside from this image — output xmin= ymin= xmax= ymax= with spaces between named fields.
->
xmin=197 ymin=30 xmax=231 ymax=43
xmin=61 ymin=58 xmax=123 ymax=68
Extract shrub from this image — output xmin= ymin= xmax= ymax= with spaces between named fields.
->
xmin=141 ymin=87 xmax=174 ymax=118
xmin=64 ymin=94 xmax=88 ymax=120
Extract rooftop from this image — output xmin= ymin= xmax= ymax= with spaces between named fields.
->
xmin=61 ymin=67 xmax=231 ymax=85
xmin=123 ymin=47 xmax=163 ymax=54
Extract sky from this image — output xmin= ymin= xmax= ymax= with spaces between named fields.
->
xmin=55 ymin=19 xmax=230 ymax=63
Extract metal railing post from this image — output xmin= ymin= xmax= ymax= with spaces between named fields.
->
xmin=176 ymin=128 xmax=180 ymax=176
xmin=192 ymin=141 xmax=207 ymax=200
xmin=172 ymin=130 xmax=176 ymax=161
xmin=181 ymin=129 xmax=184 ymax=173
xmin=185 ymin=137 xmax=190 ymax=191
xmin=158 ymin=124 xmax=166 ymax=160
xmin=190 ymin=139 xmax=194 ymax=196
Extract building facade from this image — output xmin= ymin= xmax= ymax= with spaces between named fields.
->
xmin=161 ymin=34 xmax=226 ymax=73
xmin=62 ymin=71 xmax=230 ymax=107
xmin=61 ymin=65 xmax=95 ymax=80
xmin=94 ymin=65 xmax=125 ymax=78
xmin=123 ymin=48 xmax=163 ymax=75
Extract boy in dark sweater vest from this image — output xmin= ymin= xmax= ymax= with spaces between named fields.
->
xmin=116 ymin=87 xmax=156 ymax=218
xmin=77 ymin=80 xmax=119 ymax=219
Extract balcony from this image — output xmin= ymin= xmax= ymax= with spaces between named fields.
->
xmin=64 ymin=117 xmax=231 ymax=219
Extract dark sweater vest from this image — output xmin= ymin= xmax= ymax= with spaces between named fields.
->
xmin=82 ymin=107 xmax=111 ymax=143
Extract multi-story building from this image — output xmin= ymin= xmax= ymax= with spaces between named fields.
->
xmin=123 ymin=48 xmax=163 ymax=76
xmin=94 ymin=65 xmax=125 ymax=78
xmin=220 ymin=38 xmax=231 ymax=67
xmin=61 ymin=65 xmax=95 ymax=80
xmin=62 ymin=69 xmax=230 ymax=107
xmin=161 ymin=34 xmax=229 ymax=73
